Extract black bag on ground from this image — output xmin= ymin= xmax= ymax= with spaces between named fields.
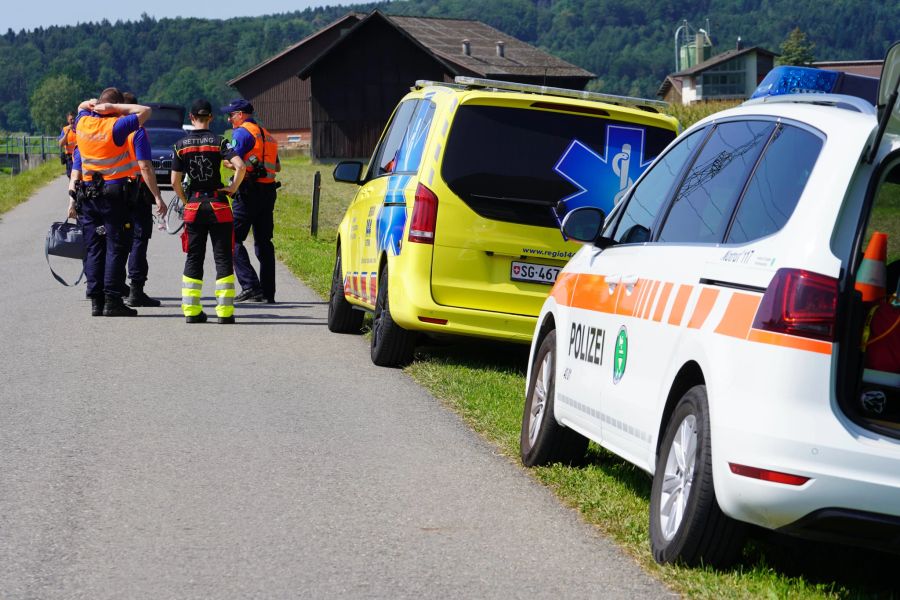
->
xmin=45 ymin=219 xmax=85 ymax=286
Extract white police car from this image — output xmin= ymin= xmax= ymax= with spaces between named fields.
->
xmin=520 ymin=45 xmax=900 ymax=566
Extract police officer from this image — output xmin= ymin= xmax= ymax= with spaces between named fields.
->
xmin=58 ymin=112 xmax=76 ymax=178
xmin=221 ymin=99 xmax=281 ymax=304
xmin=122 ymin=92 xmax=165 ymax=307
xmin=172 ymin=99 xmax=246 ymax=324
xmin=66 ymin=87 xmax=166 ymax=317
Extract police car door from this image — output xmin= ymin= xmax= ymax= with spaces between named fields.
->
xmin=558 ymin=128 xmax=709 ymax=457
xmin=601 ymin=121 xmax=780 ymax=471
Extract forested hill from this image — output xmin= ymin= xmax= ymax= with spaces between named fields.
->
xmin=3 ymin=0 xmax=899 ymax=133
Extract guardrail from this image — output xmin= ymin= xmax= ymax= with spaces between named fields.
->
xmin=0 ymin=135 xmax=60 ymax=174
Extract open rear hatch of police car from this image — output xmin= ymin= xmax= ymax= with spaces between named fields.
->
xmin=837 ymin=42 xmax=900 ymax=438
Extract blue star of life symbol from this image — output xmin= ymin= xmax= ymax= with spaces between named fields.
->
xmin=553 ymin=125 xmax=653 ymax=221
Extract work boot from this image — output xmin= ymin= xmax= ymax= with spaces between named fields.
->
xmin=235 ymin=288 xmax=265 ymax=303
xmin=186 ymin=311 xmax=208 ymax=324
xmin=217 ymin=315 xmax=235 ymax=324
xmin=126 ymin=282 xmax=161 ymax=307
xmin=91 ymin=296 xmax=105 ymax=317
xmin=103 ymin=294 xmax=138 ymax=317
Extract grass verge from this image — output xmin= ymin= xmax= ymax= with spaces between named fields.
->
xmin=274 ymin=156 xmax=897 ymax=599
xmin=0 ymin=161 xmax=63 ymax=216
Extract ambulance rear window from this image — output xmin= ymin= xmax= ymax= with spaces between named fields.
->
xmin=441 ymin=104 xmax=675 ymax=228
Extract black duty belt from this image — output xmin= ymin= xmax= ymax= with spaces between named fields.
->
xmin=191 ymin=191 xmax=220 ymax=200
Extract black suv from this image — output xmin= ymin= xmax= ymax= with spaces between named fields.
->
xmin=144 ymin=102 xmax=186 ymax=189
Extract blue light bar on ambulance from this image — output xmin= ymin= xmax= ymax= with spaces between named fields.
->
xmin=751 ymin=66 xmax=878 ymax=104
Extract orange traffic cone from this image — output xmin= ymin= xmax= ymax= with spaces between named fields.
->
xmin=856 ymin=232 xmax=888 ymax=303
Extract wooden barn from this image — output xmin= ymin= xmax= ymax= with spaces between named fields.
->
xmin=229 ymin=10 xmax=593 ymax=159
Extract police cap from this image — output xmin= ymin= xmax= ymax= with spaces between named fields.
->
xmin=220 ymin=98 xmax=254 ymax=114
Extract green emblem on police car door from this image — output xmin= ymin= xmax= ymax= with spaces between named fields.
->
xmin=613 ymin=326 xmax=627 ymax=384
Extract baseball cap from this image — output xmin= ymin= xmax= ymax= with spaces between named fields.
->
xmin=220 ymin=98 xmax=254 ymax=114
xmin=190 ymin=99 xmax=212 ymax=117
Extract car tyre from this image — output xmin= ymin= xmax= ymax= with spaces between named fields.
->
xmin=520 ymin=330 xmax=588 ymax=466
xmin=327 ymin=249 xmax=364 ymax=334
xmin=649 ymin=385 xmax=746 ymax=568
xmin=370 ymin=265 xmax=416 ymax=367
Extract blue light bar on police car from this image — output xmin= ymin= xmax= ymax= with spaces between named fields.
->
xmin=751 ymin=65 xmax=878 ymax=104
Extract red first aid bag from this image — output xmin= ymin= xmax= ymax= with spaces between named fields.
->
xmin=864 ymin=301 xmax=900 ymax=373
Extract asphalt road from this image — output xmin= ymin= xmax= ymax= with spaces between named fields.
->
xmin=0 ymin=176 xmax=674 ymax=599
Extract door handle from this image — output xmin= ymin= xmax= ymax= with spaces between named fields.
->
xmin=621 ymin=274 xmax=638 ymax=295
xmin=605 ymin=274 xmax=621 ymax=295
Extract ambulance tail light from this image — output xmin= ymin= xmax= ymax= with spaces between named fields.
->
xmin=752 ymin=268 xmax=838 ymax=342
xmin=409 ymin=184 xmax=438 ymax=244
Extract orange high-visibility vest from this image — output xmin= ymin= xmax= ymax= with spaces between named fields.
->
xmin=239 ymin=121 xmax=278 ymax=184
xmin=76 ymin=115 xmax=137 ymax=181
xmin=62 ymin=125 xmax=77 ymax=154
xmin=124 ymin=130 xmax=142 ymax=179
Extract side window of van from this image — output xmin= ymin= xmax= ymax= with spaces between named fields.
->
xmin=611 ymin=127 xmax=707 ymax=244
xmin=393 ymin=100 xmax=436 ymax=174
xmin=658 ymin=120 xmax=775 ymax=244
xmin=371 ymin=100 xmax=419 ymax=178
xmin=726 ymin=124 xmax=823 ymax=244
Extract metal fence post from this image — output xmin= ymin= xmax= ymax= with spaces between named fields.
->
xmin=311 ymin=170 xmax=321 ymax=237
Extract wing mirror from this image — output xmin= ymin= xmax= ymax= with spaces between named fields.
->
xmin=333 ymin=161 xmax=364 ymax=184
xmin=561 ymin=207 xmax=615 ymax=248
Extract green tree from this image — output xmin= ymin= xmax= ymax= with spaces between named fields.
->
xmin=778 ymin=27 xmax=816 ymax=66
xmin=29 ymin=74 xmax=86 ymax=134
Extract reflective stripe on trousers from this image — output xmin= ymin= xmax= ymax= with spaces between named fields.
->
xmin=215 ymin=275 xmax=235 ymax=318
xmin=182 ymin=276 xmax=203 ymax=317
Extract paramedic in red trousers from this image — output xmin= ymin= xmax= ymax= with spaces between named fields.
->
xmin=66 ymin=88 xmax=166 ymax=317
xmin=172 ymin=99 xmax=246 ymax=324
xmin=221 ymin=99 xmax=281 ymax=304
xmin=121 ymin=92 xmax=165 ymax=307
xmin=58 ymin=112 xmax=76 ymax=178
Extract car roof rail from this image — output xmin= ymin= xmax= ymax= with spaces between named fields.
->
xmin=742 ymin=93 xmax=877 ymax=115
xmin=415 ymin=77 xmax=668 ymax=113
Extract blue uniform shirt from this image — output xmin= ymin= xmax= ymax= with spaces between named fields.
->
xmin=230 ymin=119 xmax=257 ymax=158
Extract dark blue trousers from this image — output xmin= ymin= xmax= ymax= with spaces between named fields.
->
xmin=80 ymin=185 xmax=132 ymax=299
xmin=232 ymin=182 xmax=277 ymax=300
xmin=128 ymin=188 xmax=153 ymax=285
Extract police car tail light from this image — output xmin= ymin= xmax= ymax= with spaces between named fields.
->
xmin=729 ymin=463 xmax=810 ymax=486
xmin=409 ymin=183 xmax=438 ymax=244
xmin=752 ymin=268 xmax=838 ymax=342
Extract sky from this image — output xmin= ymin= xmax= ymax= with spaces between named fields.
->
xmin=4 ymin=0 xmax=364 ymax=33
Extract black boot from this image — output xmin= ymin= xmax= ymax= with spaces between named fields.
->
xmin=186 ymin=311 xmax=208 ymax=324
xmin=126 ymin=282 xmax=161 ymax=307
xmin=91 ymin=296 xmax=105 ymax=317
xmin=103 ymin=294 xmax=138 ymax=317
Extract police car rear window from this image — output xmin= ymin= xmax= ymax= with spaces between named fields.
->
xmin=658 ymin=120 xmax=774 ymax=244
xmin=726 ymin=124 xmax=823 ymax=244
xmin=441 ymin=105 xmax=675 ymax=228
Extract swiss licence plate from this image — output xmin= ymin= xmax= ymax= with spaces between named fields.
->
xmin=510 ymin=261 xmax=560 ymax=285
xmin=156 ymin=169 xmax=170 ymax=176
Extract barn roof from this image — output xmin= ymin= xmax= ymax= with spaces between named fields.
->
xmin=298 ymin=10 xmax=593 ymax=80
